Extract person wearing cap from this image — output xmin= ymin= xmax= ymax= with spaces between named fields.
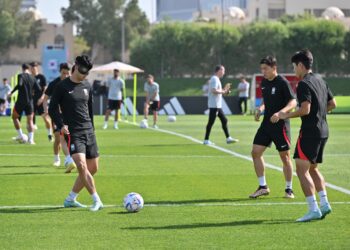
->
xmin=143 ymin=74 xmax=160 ymax=129
xmin=29 ymin=62 xmax=52 ymax=141
xmin=103 ymin=69 xmax=125 ymax=130
xmin=49 ymin=55 xmax=103 ymax=212
xmin=278 ymin=49 xmax=336 ymax=222
xmin=44 ymin=63 xmax=76 ymax=173
xmin=9 ymin=64 xmax=41 ymax=144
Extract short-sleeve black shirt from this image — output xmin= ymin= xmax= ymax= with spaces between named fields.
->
xmin=45 ymin=77 xmax=61 ymax=97
xmin=33 ymin=74 xmax=47 ymax=100
xmin=261 ymin=75 xmax=296 ymax=128
xmin=296 ymin=73 xmax=334 ymax=138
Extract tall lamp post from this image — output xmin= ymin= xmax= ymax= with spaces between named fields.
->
xmin=115 ymin=10 xmax=126 ymax=62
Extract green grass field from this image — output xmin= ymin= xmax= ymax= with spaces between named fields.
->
xmin=0 ymin=115 xmax=349 ymax=249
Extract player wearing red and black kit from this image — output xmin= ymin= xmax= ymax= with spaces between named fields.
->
xmin=253 ymin=75 xmax=295 ymax=151
xmin=279 ymin=49 xmax=336 ymax=222
xmin=293 ymin=73 xmax=334 ymax=163
xmin=250 ymin=56 xmax=297 ymax=200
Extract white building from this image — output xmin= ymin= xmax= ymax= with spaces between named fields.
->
xmin=247 ymin=0 xmax=350 ymax=21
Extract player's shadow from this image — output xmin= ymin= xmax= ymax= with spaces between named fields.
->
xmin=0 ymin=172 xmax=53 ymax=176
xmin=0 ymin=165 xmax=49 ymax=169
xmin=122 ymin=219 xmax=294 ymax=230
xmin=145 ymin=198 xmax=261 ymax=205
xmin=0 ymin=207 xmax=67 ymax=214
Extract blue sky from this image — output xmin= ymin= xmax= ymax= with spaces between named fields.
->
xmin=36 ymin=0 xmax=155 ymax=24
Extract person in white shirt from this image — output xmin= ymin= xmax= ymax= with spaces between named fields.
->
xmin=103 ymin=69 xmax=125 ymax=129
xmin=0 ymin=78 xmax=12 ymax=114
xmin=237 ymin=76 xmax=250 ymax=114
xmin=143 ymin=74 xmax=160 ymax=129
xmin=203 ymin=65 xmax=239 ymax=145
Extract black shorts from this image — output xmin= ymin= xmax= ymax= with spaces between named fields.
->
xmin=150 ymin=101 xmax=160 ymax=111
xmin=52 ymin=121 xmax=60 ymax=133
xmin=107 ymin=100 xmax=122 ymax=110
xmin=66 ymin=132 xmax=99 ymax=159
xmin=34 ymin=103 xmax=45 ymax=115
xmin=0 ymin=98 xmax=5 ymax=105
xmin=253 ymin=124 xmax=291 ymax=152
xmin=293 ymin=132 xmax=327 ymax=164
xmin=13 ymin=102 xmax=33 ymax=116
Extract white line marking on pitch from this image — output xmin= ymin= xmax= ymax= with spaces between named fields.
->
xmin=0 ymin=201 xmax=349 ymax=209
xmin=128 ymin=122 xmax=350 ymax=196
xmin=0 ymin=153 xmax=227 ymax=158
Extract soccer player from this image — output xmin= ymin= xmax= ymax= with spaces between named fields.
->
xmin=143 ymin=74 xmax=160 ymax=129
xmin=49 ymin=55 xmax=103 ymax=211
xmin=9 ymin=64 xmax=41 ymax=144
xmin=44 ymin=63 xmax=76 ymax=172
xmin=203 ymin=65 xmax=238 ymax=145
xmin=249 ymin=56 xmax=297 ymax=199
xmin=103 ymin=69 xmax=125 ymax=129
xmin=0 ymin=78 xmax=12 ymax=115
xmin=30 ymin=62 xmax=52 ymax=141
xmin=278 ymin=49 xmax=336 ymax=222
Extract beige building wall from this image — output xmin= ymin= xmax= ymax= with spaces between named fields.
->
xmin=4 ymin=20 xmax=74 ymax=64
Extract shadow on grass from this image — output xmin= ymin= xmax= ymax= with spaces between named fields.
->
xmin=145 ymin=198 xmax=263 ymax=205
xmin=0 ymin=207 xmax=68 ymax=214
xmin=0 ymin=172 xmax=54 ymax=176
xmin=121 ymin=219 xmax=295 ymax=230
xmin=0 ymin=165 xmax=49 ymax=169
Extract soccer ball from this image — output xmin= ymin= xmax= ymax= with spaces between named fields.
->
xmin=123 ymin=192 xmax=144 ymax=212
xmin=19 ymin=134 xmax=28 ymax=143
xmin=167 ymin=115 xmax=176 ymax=122
xmin=140 ymin=119 xmax=148 ymax=129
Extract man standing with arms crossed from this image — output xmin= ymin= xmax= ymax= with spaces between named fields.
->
xmin=278 ymin=49 xmax=336 ymax=222
xmin=49 ymin=55 xmax=103 ymax=211
xmin=103 ymin=69 xmax=125 ymax=130
xmin=249 ymin=56 xmax=297 ymax=199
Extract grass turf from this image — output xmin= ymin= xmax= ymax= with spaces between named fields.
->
xmin=0 ymin=115 xmax=349 ymax=249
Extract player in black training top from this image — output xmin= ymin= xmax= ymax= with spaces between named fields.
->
xmin=29 ymin=62 xmax=52 ymax=141
xmin=249 ymin=56 xmax=297 ymax=199
xmin=49 ymin=55 xmax=103 ymax=212
xmin=9 ymin=64 xmax=41 ymax=144
xmin=278 ymin=49 xmax=336 ymax=222
xmin=44 ymin=63 xmax=76 ymax=172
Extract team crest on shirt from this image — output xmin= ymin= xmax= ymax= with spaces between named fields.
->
xmin=71 ymin=144 xmax=75 ymax=151
xmin=271 ymin=87 xmax=276 ymax=95
xmin=83 ymin=89 xmax=88 ymax=96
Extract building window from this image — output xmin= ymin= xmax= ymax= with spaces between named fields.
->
xmin=313 ymin=9 xmax=325 ymax=17
xmin=304 ymin=9 xmax=312 ymax=15
xmin=342 ymin=9 xmax=350 ymax=17
xmin=54 ymin=35 xmax=65 ymax=46
xmin=268 ymin=9 xmax=285 ymax=19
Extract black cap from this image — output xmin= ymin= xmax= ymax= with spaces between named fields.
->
xmin=75 ymin=55 xmax=93 ymax=74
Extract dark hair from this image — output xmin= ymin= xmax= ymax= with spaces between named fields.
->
xmin=291 ymin=49 xmax=313 ymax=69
xmin=260 ymin=56 xmax=277 ymax=67
xmin=29 ymin=62 xmax=39 ymax=67
xmin=114 ymin=69 xmax=119 ymax=73
xmin=59 ymin=63 xmax=70 ymax=71
xmin=214 ymin=65 xmax=224 ymax=73
xmin=22 ymin=64 xmax=30 ymax=71
xmin=75 ymin=55 xmax=93 ymax=74
xmin=3 ymin=78 xmax=7 ymax=81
